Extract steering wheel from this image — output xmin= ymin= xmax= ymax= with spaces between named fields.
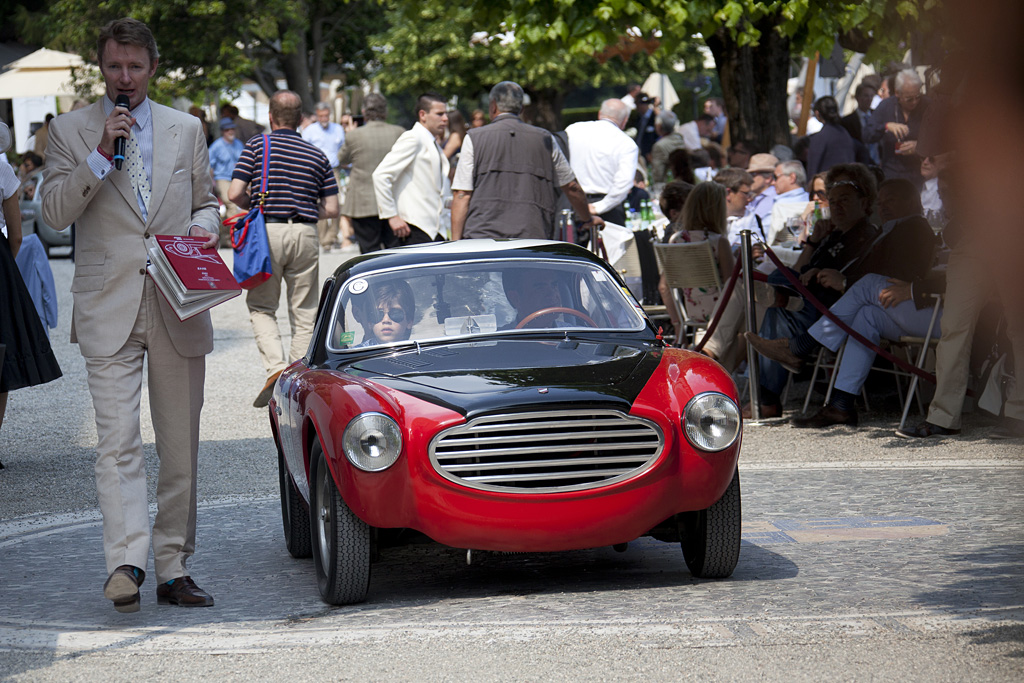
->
xmin=515 ymin=307 xmax=597 ymax=329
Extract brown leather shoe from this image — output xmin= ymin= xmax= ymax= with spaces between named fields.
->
xmin=156 ymin=576 xmax=214 ymax=607
xmin=743 ymin=332 xmax=804 ymax=374
xmin=742 ymin=402 xmax=781 ymax=419
xmin=104 ymin=565 xmax=145 ymax=613
xmin=253 ymin=370 xmax=283 ymax=408
xmin=791 ymin=404 xmax=858 ymax=428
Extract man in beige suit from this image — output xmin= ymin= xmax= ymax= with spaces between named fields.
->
xmin=41 ymin=18 xmax=219 ymax=613
xmin=339 ymin=93 xmax=404 ymax=253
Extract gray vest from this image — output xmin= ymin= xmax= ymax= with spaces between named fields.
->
xmin=464 ymin=114 xmax=557 ymax=239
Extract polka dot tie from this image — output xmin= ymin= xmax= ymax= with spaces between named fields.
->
xmin=125 ymin=133 xmax=151 ymax=212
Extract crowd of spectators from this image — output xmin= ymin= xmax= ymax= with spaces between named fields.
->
xmin=2 ymin=58 xmax=1019 ymax=441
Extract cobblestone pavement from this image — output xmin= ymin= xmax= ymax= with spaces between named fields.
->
xmin=1 ymin=248 xmax=1022 ymax=681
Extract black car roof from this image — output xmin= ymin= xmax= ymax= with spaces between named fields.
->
xmin=330 ymin=239 xmax=616 ymax=280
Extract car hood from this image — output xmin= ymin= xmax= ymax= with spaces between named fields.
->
xmin=343 ymin=339 xmax=662 ymax=417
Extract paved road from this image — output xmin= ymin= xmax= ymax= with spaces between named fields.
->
xmin=1 ymin=248 xmax=1022 ymax=681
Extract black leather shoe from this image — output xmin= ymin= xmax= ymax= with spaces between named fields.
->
xmin=104 ymin=565 xmax=145 ymax=613
xmin=791 ymin=404 xmax=858 ymax=428
xmin=895 ymin=421 xmax=961 ymax=439
xmin=157 ymin=576 xmax=214 ymax=607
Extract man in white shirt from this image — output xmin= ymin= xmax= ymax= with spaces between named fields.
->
xmin=302 ymin=102 xmax=346 ymax=249
xmin=372 ymin=93 xmax=449 ymax=245
xmin=919 ymin=154 xmax=944 ymax=213
xmin=768 ymin=159 xmax=809 ymax=244
xmin=566 ymin=99 xmax=638 ymax=227
xmin=726 ymin=153 xmax=778 ymax=246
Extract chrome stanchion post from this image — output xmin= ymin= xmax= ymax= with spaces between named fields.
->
xmin=740 ymin=229 xmax=763 ymax=423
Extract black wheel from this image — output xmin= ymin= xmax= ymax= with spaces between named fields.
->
xmin=278 ymin=449 xmax=312 ymax=558
xmin=679 ymin=469 xmax=741 ymax=578
xmin=310 ymin=443 xmax=371 ymax=605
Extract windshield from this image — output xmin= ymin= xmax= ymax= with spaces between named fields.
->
xmin=326 ymin=258 xmax=646 ymax=352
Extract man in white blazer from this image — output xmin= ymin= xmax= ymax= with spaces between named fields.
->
xmin=372 ymin=94 xmax=450 ymax=244
xmin=41 ymin=18 xmax=219 ymax=612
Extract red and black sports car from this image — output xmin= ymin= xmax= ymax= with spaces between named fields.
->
xmin=270 ymin=239 xmax=742 ymax=605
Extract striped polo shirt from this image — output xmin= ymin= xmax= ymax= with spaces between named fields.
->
xmin=232 ymin=129 xmax=339 ymax=223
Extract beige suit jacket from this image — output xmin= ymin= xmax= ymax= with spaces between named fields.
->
xmin=338 ymin=120 xmax=404 ymax=219
xmin=41 ymin=100 xmax=220 ymax=358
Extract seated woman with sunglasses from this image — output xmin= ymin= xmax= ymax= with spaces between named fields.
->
xmin=352 ymin=281 xmax=416 ymax=348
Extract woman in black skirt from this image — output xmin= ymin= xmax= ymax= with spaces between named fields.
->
xmin=1 ymin=123 xmax=62 ymax=468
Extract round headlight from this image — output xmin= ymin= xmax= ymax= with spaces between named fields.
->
xmin=683 ymin=392 xmax=741 ymax=452
xmin=342 ymin=412 xmax=403 ymax=471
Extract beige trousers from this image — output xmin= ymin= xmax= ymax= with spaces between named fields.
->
xmin=86 ymin=278 xmax=205 ymax=583
xmin=927 ymin=246 xmax=1024 ymax=428
xmin=699 ymin=281 xmax=770 ymax=372
xmin=246 ymin=221 xmax=319 ymax=377
xmin=216 ymin=179 xmax=241 ymax=248
xmin=316 ymin=168 xmax=344 ymax=247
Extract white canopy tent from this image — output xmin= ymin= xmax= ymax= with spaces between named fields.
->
xmin=0 ymin=48 xmax=101 ymax=153
xmin=641 ymin=73 xmax=680 ymax=112
xmin=0 ymin=48 xmax=97 ymax=99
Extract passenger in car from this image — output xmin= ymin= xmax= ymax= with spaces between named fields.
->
xmin=352 ymin=280 xmax=417 ymax=347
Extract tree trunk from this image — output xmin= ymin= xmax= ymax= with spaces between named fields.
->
xmin=523 ymin=87 xmax=565 ymax=132
xmin=705 ymin=15 xmax=793 ymax=153
xmin=278 ymin=20 xmax=316 ymax=112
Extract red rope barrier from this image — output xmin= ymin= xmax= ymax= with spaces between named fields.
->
xmin=761 ymin=245 xmax=938 ymax=386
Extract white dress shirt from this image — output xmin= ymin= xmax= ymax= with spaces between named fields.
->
xmin=565 ymin=119 xmax=639 ymax=215
xmin=921 ymin=177 xmax=942 ymax=213
xmin=87 ymin=96 xmax=154 ymax=221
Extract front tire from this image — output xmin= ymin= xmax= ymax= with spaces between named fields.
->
xmin=679 ymin=469 xmax=741 ymax=578
xmin=310 ymin=443 xmax=371 ymax=605
xmin=278 ymin=449 xmax=312 ymax=558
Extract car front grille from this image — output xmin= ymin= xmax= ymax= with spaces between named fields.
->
xmin=428 ymin=409 xmax=664 ymax=493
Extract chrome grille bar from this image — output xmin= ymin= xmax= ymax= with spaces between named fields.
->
xmin=429 ymin=409 xmax=664 ymax=493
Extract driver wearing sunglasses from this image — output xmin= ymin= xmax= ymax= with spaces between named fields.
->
xmin=353 ymin=281 xmax=416 ymax=347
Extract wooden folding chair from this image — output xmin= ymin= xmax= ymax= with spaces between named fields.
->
xmin=653 ymin=241 xmax=722 ymax=347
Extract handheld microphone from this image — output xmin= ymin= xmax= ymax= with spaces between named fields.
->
xmin=114 ymin=94 xmax=130 ymax=170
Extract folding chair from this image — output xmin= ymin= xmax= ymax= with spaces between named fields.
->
xmin=613 ymin=239 xmax=668 ymax=320
xmin=895 ymin=293 xmax=943 ymax=430
xmin=653 ymin=241 xmax=722 ymax=347
xmin=801 ymin=341 xmax=872 ymax=415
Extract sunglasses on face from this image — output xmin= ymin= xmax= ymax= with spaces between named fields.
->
xmin=372 ymin=307 xmax=407 ymax=324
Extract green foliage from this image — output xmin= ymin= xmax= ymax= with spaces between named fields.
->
xmin=31 ymin=0 xmax=384 ymax=104
xmin=373 ymin=1 xmax=698 ymax=109
xmin=457 ymin=0 xmax=940 ymax=64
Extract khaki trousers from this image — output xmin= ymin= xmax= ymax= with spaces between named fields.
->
xmin=316 ymin=168 xmax=343 ymax=247
xmin=699 ymin=281 xmax=769 ymax=372
xmin=86 ymin=278 xmax=205 ymax=583
xmin=216 ymin=179 xmax=241 ymax=248
xmin=927 ymin=246 xmax=1024 ymax=428
xmin=246 ymin=221 xmax=319 ymax=377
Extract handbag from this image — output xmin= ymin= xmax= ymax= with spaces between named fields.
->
xmin=231 ymin=134 xmax=273 ymax=289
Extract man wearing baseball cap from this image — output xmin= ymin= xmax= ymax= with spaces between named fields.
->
xmin=209 ymin=116 xmax=244 ymax=245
